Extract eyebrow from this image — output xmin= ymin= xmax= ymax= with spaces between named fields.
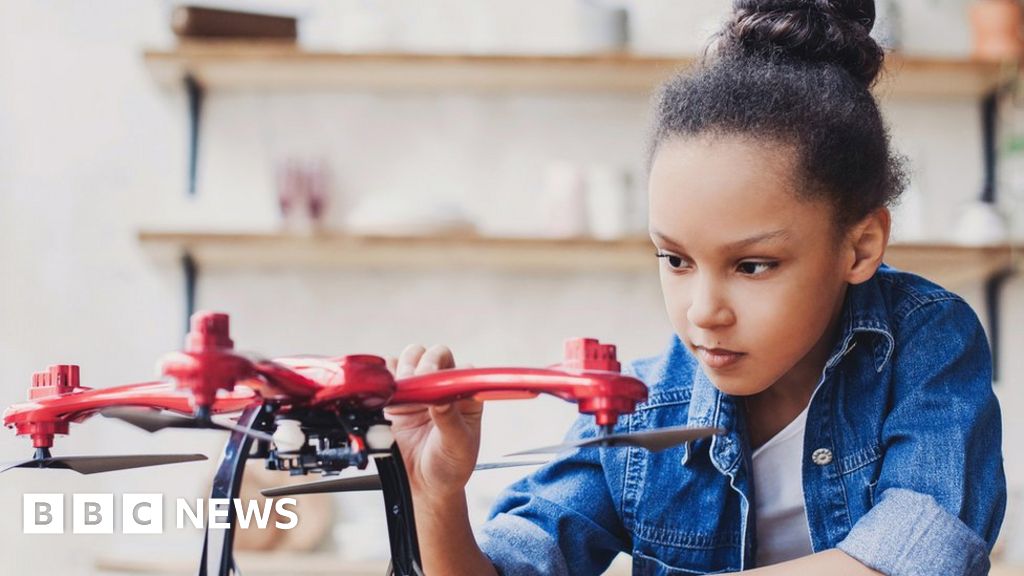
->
xmin=649 ymin=228 xmax=792 ymax=252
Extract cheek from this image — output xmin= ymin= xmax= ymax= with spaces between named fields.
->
xmin=658 ymin=271 xmax=689 ymax=331
xmin=743 ymin=277 xmax=834 ymax=340
xmin=742 ymin=284 xmax=805 ymax=335
xmin=780 ymin=264 xmax=846 ymax=329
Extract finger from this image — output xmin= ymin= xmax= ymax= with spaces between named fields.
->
xmin=428 ymin=403 xmax=468 ymax=436
xmin=430 ymin=399 xmax=483 ymax=433
xmin=428 ymin=403 xmax=479 ymax=469
xmin=385 ymin=356 xmax=398 ymax=376
xmin=414 ymin=345 xmax=455 ymax=375
xmin=454 ymin=398 xmax=484 ymax=417
xmin=384 ymin=404 xmax=429 ymax=416
xmin=397 ymin=344 xmax=427 ymax=378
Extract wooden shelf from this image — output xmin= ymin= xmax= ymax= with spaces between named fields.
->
xmin=139 ymin=230 xmax=659 ymax=272
xmin=143 ymin=41 xmax=1015 ymax=98
xmin=138 ymin=230 xmax=1017 ymax=287
xmin=882 ymin=242 xmax=1016 ymax=288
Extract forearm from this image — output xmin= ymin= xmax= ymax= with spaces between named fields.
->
xmin=413 ymin=491 xmax=499 ymax=576
xmin=726 ymin=549 xmax=883 ymax=575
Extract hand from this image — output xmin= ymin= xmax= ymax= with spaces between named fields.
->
xmin=385 ymin=344 xmax=484 ymax=502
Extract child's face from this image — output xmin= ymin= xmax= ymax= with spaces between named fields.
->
xmin=648 ymin=136 xmax=850 ymax=397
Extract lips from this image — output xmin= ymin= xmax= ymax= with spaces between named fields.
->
xmin=693 ymin=345 xmax=745 ymax=369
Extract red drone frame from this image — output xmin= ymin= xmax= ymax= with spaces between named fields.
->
xmin=3 ymin=311 xmax=720 ymax=576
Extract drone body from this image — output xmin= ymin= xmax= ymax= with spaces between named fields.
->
xmin=3 ymin=311 xmax=718 ymax=575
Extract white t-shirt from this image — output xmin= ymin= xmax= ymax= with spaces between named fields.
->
xmin=751 ymin=405 xmax=813 ymax=567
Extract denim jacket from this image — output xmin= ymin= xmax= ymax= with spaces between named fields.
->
xmin=479 ymin=266 xmax=1006 ymax=575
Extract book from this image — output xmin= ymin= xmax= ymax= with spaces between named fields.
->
xmin=171 ymin=5 xmax=297 ymax=40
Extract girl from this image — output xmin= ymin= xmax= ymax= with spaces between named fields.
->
xmin=385 ymin=1 xmax=1006 ymax=574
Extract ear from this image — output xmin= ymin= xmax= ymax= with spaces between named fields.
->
xmin=844 ymin=207 xmax=890 ymax=285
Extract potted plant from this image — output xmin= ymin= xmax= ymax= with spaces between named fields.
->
xmin=969 ymin=0 xmax=1023 ymax=60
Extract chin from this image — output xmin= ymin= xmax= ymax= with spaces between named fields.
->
xmin=704 ymin=372 xmax=771 ymax=397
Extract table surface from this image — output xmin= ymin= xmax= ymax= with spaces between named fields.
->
xmin=96 ymin=552 xmax=1024 ymax=575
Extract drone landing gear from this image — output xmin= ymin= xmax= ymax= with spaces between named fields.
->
xmin=196 ymin=404 xmax=267 ymax=576
xmin=377 ymin=444 xmax=423 ymax=576
xmin=196 ymin=405 xmax=423 ymax=576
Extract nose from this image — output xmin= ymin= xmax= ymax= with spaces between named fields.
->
xmin=686 ymin=273 xmax=735 ymax=330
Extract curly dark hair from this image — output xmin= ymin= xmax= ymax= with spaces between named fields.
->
xmin=649 ymin=0 xmax=907 ymax=230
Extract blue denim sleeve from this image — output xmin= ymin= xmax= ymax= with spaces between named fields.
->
xmin=477 ymin=414 xmax=629 ymax=576
xmin=837 ymin=297 xmax=1006 ymax=576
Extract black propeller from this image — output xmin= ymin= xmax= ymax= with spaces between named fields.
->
xmin=506 ymin=425 xmax=725 ymax=456
xmin=263 ymin=474 xmax=382 ymax=497
xmin=0 ymin=449 xmax=207 ymax=475
xmin=261 ymin=460 xmax=549 ymax=497
xmin=101 ymin=406 xmax=275 ymax=443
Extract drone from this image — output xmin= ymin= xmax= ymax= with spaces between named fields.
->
xmin=3 ymin=311 xmax=722 ymax=576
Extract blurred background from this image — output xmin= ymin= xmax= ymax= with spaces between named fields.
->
xmin=1 ymin=0 xmax=1023 ymax=574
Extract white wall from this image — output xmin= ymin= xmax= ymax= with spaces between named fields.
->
xmin=1 ymin=1 xmax=1022 ymax=573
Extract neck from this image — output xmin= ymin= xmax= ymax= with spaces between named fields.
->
xmin=745 ymin=284 xmax=848 ymax=447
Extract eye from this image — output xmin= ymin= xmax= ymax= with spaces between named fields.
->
xmin=737 ymin=261 xmax=778 ymax=276
xmin=656 ymin=252 xmax=688 ymax=270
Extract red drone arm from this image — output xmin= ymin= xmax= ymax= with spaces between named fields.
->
xmin=390 ymin=338 xmax=646 ymax=427
xmin=2 ymin=364 xmax=256 ymax=449
xmin=391 ymin=367 xmax=646 ymax=427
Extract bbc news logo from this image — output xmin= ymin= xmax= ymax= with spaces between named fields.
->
xmin=23 ymin=494 xmax=298 ymax=534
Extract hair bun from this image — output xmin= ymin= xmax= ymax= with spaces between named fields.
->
xmin=720 ymin=0 xmax=884 ymax=87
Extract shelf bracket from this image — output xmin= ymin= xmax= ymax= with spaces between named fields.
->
xmin=982 ymin=90 xmax=998 ymax=203
xmin=183 ymin=250 xmax=198 ymax=336
xmin=979 ymin=85 xmax=1018 ymax=383
xmin=185 ymin=73 xmax=204 ymax=197
xmin=985 ymin=268 xmax=1014 ymax=383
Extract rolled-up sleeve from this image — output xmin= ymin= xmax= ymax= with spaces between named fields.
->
xmin=839 ymin=488 xmax=991 ymax=576
xmin=837 ymin=298 xmax=1006 ymax=576
xmin=478 ymin=415 xmax=629 ymax=576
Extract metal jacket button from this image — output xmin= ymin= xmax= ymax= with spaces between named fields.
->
xmin=811 ymin=448 xmax=833 ymax=466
